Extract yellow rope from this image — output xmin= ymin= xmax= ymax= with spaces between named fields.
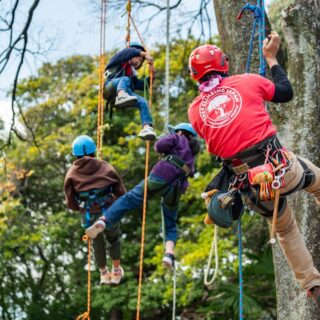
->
xmin=76 ymin=235 xmax=92 ymax=320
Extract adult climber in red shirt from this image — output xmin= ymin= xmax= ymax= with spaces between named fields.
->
xmin=188 ymin=31 xmax=320 ymax=307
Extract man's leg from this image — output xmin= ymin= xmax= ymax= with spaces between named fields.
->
xmin=301 ymin=157 xmax=320 ymax=205
xmin=273 ymin=204 xmax=320 ymax=291
xmin=86 ymin=181 xmax=145 ymax=239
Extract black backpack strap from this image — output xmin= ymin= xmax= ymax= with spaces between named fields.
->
xmin=165 ymin=155 xmax=191 ymax=176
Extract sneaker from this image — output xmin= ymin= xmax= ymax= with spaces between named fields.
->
xmin=110 ymin=266 xmax=124 ymax=285
xmin=115 ymin=92 xmax=137 ymax=108
xmin=307 ymin=286 xmax=320 ymax=308
xmin=100 ymin=269 xmax=111 ymax=285
xmin=138 ymin=126 xmax=156 ymax=141
xmin=162 ymin=253 xmax=175 ymax=270
xmin=85 ymin=219 xmax=106 ymax=239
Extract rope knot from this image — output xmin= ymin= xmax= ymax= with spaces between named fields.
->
xmin=237 ymin=3 xmax=262 ymax=21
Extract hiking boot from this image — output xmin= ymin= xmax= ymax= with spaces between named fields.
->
xmin=85 ymin=219 xmax=106 ymax=239
xmin=308 ymin=286 xmax=320 ymax=308
xmin=100 ymin=269 xmax=111 ymax=285
xmin=110 ymin=266 xmax=124 ymax=285
xmin=115 ymin=92 xmax=137 ymax=108
xmin=138 ymin=126 xmax=156 ymax=141
xmin=162 ymin=253 xmax=175 ymax=270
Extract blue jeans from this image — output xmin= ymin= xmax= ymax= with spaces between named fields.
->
xmin=103 ymin=174 xmax=181 ymax=243
xmin=105 ymin=76 xmax=153 ymax=126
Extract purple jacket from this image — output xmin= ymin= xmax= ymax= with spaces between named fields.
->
xmin=150 ymin=133 xmax=195 ymax=193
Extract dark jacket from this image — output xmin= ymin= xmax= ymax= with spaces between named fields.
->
xmin=105 ymin=48 xmax=147 ymax=90
xmin=151 ymin=134 xmax=196 ymax=193
xmin=64 ymin=156 xmax=126 ymax=212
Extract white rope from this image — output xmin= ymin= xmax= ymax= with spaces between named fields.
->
xmin=172 ymin=263 xmax=177 ymax=320
xmin=164 ymin=0 xmax=170 ymax=132
xmin=204 ymin=224 xmax=219 ymax=286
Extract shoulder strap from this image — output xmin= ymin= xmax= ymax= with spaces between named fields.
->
xmin=165 ymin=155 xmax=191 ymax=176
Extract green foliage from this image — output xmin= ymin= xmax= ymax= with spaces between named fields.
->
xmin=0 ymin=39 xmax=276 ymax=319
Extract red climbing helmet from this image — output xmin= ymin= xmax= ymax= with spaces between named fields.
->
xmin=189 ymin=44 xmax=228 ymax=81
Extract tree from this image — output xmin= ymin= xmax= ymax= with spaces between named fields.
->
xmin=0 ymin=0 xmax=41 ymax=149
xmin=213 ymin=0 xmax=320 ymax=318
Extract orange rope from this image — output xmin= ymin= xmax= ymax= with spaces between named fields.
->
xmin=97 ymin=0 xmax=107 ymax=159
xmin=130 ymin=16 xmax=147 ymax=51
xmin=125 ymin=6 xmax=153 ymax=319
xmin=136 ymin=141 xmax=150 ymax=320
xmin=76 ymin=235 xmax=91 ymax=320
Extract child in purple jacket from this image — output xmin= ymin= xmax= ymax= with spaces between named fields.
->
xmin=86 ymin=123 xmax=200 ymax=268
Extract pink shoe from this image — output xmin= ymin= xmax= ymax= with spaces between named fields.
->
xmin=85 ymin=219 xmax=106 ymax=239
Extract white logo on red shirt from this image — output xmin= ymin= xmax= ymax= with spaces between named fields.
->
xmin=199 ymin=87 xmax=242 ymax=128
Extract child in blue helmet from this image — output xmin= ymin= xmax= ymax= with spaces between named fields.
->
xmin=85 ymin=124 xmax=201 ymax=269
xmin=64 ymin=135 xmax=126 ymax=285
xmin=104 ymin=42 xmax=156 ymax=141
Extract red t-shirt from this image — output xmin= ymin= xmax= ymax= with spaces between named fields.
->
xmin=188 ymin=74 xmax=276 ymax=158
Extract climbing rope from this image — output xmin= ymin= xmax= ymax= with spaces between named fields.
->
xmin=237 ymin=0 xmax=266 ymax=76
xmin=127 ymin=5 xmax=154 ymax=320
xmin=235 ymin=3 xmax=267 ymax=318
xmin=126 ymin=0 xmax=131 ymax=47
xmin=76 ymin=235 xmax=92 ymax=320
xmin=136 ymin=141 xmax=150 ymax=320
xmin=238 ymin=220 xmax=243 ymax=320
xmin=204 ymin=224 xmax=219 ymax=286
xmin=164 ymin=0 xmax=170 ymax=132
xmin=97 ymin=0 xmax=107 ymax=159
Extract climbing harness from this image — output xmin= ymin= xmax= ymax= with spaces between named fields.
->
xmin=76 ymin=235 xmax=92 ymax=320
xmin=77 ymin=187 xmax=114 ymax=228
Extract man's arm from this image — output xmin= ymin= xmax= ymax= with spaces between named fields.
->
xmin=263 ymin=31 xmax=293 ymax=103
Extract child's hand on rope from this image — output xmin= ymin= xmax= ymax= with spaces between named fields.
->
xmin=140 ymin=51 xmax=153 ymax=64
xmin=263 ymin=31 xmax=280 ymax=68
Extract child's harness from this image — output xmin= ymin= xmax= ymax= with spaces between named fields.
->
xmin=77 ymin=186 xmax=114 ymax=228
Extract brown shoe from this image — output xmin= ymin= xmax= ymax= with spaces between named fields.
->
xmin=307 ymin=286 xmax=320 ymax=307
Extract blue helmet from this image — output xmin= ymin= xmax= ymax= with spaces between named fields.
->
xmin=72 ymin=135 xmax=97 ymax=156
xmin=130 ymin=41 xmax=146 ymax=52
xmin=174 ymin=123 xmax=197 ymax=137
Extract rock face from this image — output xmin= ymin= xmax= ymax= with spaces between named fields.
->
xmin=214 ymin=0 xmax=320 ymax=318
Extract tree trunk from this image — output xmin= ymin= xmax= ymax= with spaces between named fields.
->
xmin=273 ymin=1 xmax=320 ymax=319
xmin=213 ymin=0 xmax=320 ymax=318
xmin=213 ymin=0 xmax=259 ymax=75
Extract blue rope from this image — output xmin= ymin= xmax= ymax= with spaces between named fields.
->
xmin=238 ymin=218 xmax=243 ymax=320
xmin=238 ymin=1 xmax=266 ymax=76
